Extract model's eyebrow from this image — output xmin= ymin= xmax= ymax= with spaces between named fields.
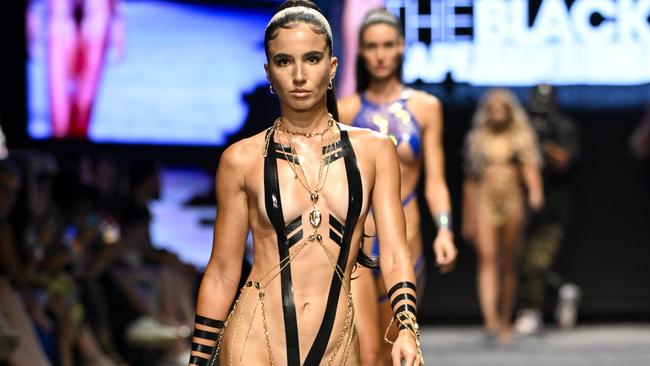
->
xmin=272 ymin=53 xmax=293 ymax=61
xmin=303 ymin=50 xmax=324 ymax=58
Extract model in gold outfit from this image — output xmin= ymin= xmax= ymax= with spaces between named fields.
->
xmin=462 ymin=89 xmax=544 ymax=343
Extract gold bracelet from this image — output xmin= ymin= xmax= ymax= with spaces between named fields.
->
xmin=383 ymin=310 xmax=424 ymax=364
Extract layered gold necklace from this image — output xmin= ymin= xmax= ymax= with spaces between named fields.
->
xmin=276 ymin=116 xmax=335 ymax=233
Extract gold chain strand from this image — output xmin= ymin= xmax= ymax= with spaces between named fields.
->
xmin=239 ymin=296 xmax=261 ymax=362
xmin=215 ymin=231 xmax=356 ymax=365
xmin=259 ymin=290 xmax=275 ymax=365
xmin=383 ymin=310 xmax=424 ymax=365
xmin=228 ymin=287 xmax=252 ymax=365
xmin=276 ymin=118 xmax=331 ymax=138
xmin=278 ymin=117 xmax=335 ymax=196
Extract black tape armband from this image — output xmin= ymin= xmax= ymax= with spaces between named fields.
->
xmin=189 ymin=314 xmax=224 ymax=366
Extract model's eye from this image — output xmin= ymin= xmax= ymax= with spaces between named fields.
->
xmin=307 ymin=55 xmax=321 ymax=64
xmin=277 ymin=58 xmax=290 ymax=66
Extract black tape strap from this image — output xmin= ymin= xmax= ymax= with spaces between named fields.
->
xmin=193 ymin=328 xmax=220 ymax=341
xmin=189 ymin=354 xmax=210 ymax=366
xmin=395 ymin=303 xmax=418 ymax=331
xmin=390 ymin=292 xmax=417 ymax=311
xmin=264 ymin=129 xmax=301 ymax=366
xmin=387 ymin=281 xmax=416 ymax=301
xmin=195 ymin=315 xmax=224 ymax=329
xmin=286 ymin=229 xmax=303 ymax=248
xmin=394 ymin=303 xmax=417 ymax=318
xmin=192 ymin=342 xmax=215 ymax=355
xmin=303 ymin=129 xmax=362 ymax=364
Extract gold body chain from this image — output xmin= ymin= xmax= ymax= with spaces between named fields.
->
xmin=214 ymin=118 xmax=356 ymax=365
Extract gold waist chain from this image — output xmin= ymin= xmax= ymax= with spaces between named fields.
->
xmin=212 ymin=230 xmax=356 ymax=366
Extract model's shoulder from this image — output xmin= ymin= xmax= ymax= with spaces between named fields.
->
xmin=337 ymin=94 xmax=362 ymax=124
xmin=340 ymin=123 xmax=394 ymax=149
xmin=409 ymin=89 xmax=441 ymax=109
xmin=220 ymin=130 xmax=268 ymax=167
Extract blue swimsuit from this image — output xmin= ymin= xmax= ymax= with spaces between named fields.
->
xmin=351 ymin=89 xmax=426 ymax=299
xmin=352 ymin=88 xmax=421 ymax=159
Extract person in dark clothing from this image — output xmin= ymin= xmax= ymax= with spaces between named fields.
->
xmin=515 ymin=84 xmax=582 ymax=335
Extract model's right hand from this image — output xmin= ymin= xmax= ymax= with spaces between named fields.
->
xmin=391 ymin=330 xmax=423 ymax=366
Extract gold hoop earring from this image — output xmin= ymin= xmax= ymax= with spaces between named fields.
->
xmin=269 ymin=84 xmax=275 ymax=94
xmin=328 ymin=80 xmax=333 ymax=90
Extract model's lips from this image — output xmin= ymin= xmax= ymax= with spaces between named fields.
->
xmin=290 ymin=89 xmax=311 ymax=97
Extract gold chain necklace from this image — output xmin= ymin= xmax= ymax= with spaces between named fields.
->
xmin=275 ymin=117 xmax=335 ymax=229
xmin=276 ymin=120 xmax=331 ymax=138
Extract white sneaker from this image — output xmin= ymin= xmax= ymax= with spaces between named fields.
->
xmin=556 ymin=283 xmax=582 ymax=330
xmin=125 ymin=316 xmax=180 ymax=347
xmin=514 ymin=309 xmax=543 ymax=335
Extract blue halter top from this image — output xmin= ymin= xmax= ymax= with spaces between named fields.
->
xmin=351 ymin=88 xmax=421 ymax=158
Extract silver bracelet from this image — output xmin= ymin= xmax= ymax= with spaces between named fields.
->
xmin=434 ymin=212 xmax=453 ymax=231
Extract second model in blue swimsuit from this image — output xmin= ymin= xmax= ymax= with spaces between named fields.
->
xmin=351 ymin=88 xmax=426 ymax=297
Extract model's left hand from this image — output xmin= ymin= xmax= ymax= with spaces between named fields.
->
xmin=391 ymin=330 xmax=423 ymax=366
xmin=433 ymin=230 xmax=457 ymax=274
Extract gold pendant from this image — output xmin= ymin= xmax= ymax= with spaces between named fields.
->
xmin=309 ymin=206 xmax=321 ymax=228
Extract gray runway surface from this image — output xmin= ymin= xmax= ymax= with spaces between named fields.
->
xmin=419 ymin=324 xmax=650 ymax=366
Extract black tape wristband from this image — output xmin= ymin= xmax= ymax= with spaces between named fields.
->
xmin=390 ymin=292 xmax=417 ymax=311
xmin=189 ymin=354 xmax=210 ymax=366
xmin=192 ymin=342 xmax=215 ymax=355
xmin=193 ymin=328 xmax=220 ymax=341
xmin=195 ymin=314 xmax=224 ymax=329
xmin=387 ymin=281 xmax=416 ymax=301
xmin=394 ymin=304 xmax=417 ymax=319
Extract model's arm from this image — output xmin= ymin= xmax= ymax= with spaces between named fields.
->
xmin=372 ymin=136 xmax=423 ymax=366
xmin=520 ymin=132 xmax=544 ymax=211
xmin=421 ymin=96 xmax=457 ymax=272
xmin=189 ymin=146 xmax=249 ymax=366
xmin=522 ymin=162 xmax=544 ymax=211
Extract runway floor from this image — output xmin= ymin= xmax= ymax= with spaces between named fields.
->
xmin=419 ymin=324 xmax=650 ymax=366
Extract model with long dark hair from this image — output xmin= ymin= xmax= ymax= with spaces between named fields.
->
xmin=338 ymin=8 xmax=457 ymax=365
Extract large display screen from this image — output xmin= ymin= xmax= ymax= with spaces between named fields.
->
xmin=27 ymin=0 xmax=276 ymax=143
xmin=391 ymin=0 xmax=650 ymax=85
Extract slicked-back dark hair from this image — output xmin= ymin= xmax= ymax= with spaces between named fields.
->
xmin=356 ymin=8 xmax=404 ymax=94
xmin=265 ymin=0 xmax=339 ymax=120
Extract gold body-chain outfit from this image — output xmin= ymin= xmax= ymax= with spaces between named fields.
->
xmin=213 ymin=121 xmax=363 ymax=365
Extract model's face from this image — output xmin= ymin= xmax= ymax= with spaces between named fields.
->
xmin=265 ymin=22 xmax=337 ymax=112
xmin=360 ymin=23 xmax=403 ymax=80
xmin=485 ymin=95 xmax=512 ymax=129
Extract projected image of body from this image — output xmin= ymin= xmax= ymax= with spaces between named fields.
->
xmin=46 ymin=0 xmax=124 ymax=138
xmin=28 ymin=1 xmax=271 ymax=144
